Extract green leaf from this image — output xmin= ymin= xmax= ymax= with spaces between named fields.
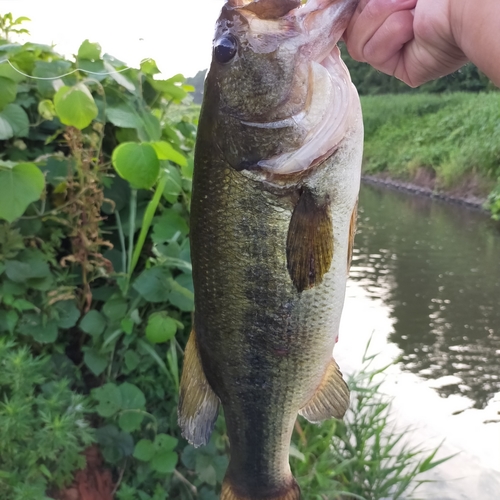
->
xmin=18 ymin=313 xmax=58 ymax=343
xmin=5 ymin=248 xmax=51 ymax=282
xmin=84 ymin=349 xmax=109 ymax=376
xmin=0 ymin=162 xmax=44 ymax=222
xmin=0 ymin=115 xmax=13 ymax=139
xmin=0 ymin=309 xmax=18 ymax=333
xmin=119 ymin=382 xmax=146 ymax=410
xmin=33 ymin=60 xmax=72 ymax=98
xmin=104 ymin=60 xmax=135 ymax=92
xmin=150 ymin=451 xmax=178 ymax=474
xmin=11 ymin=298 xmax=36 ymax=311
xmin=163 ymin=123 xmax=182 ymax=146
xmin=102 ymin=297 xmax=128 ymax=321
xmin=0 ymin=76 xmax=17 ymax=110
xmin=96 ymin=425 xmax=134 ymax=464
xmin=118 ymin=411 xmax=144 ymax=433
xmin=165 ymin=74 xmax=186 ymax=85
xmin=154 ymin=434 xmax=178 ymax=452
xmin=0 ymin=61 xmax=25 ymax=83
xmin=168 ymin=273 xmax=194 ymax=312
xmin=152 ymin=209 xmax=188 ymax=244
xmin=151 ymin=141 xmax=187 ymax=167
xmin=133 ymin=267 xmax=172 ymax=302
xmin=145 ymin=312 xmax=177 ymax=344
xmin=80 ymin=310 xmax=107 ymax=336
xmin=124 ymin=350 xmax=140 ymax=372
xmin=120 ymin=317 xmax=134 ymax=335
xmin=137 ymin=339 xmax=169 ymax=375
xmin=133 ymin=439 xmax=155 ymax=462
xmin=117 ymin=384 xmax=146 ymax=429
xmin=289 ymin=444 xmax=306 ymax=462
xmin=54 ymin=300 xmax=80 ymax=328
xmin=182 ymin=158 xmax=194 ymax=180
xmin=106 ymin=105 xmax=142 ymax=129
xmin=0 ymin=104 xmax=29 ymax=138
xmin=38 ymin=99 xmax=56 ymax=120
xmin=181 ymin=445 xmax=196 ymax=469
xmin=140 ymin=59 xmax=160 ymax=76
xmin=152 ymin=80 xmax=187 ymax=102
xmin=78 ymin=39 xmax=101 ymax=61
xmin=54 ymin=83 xmax=98 ymax=130
xmin=196 ymin=454 xmax=217 ymax=485
xmin=93 ymin=383 xmax=122 ymax=417
xmin=162 ymin=165 xmax=184 ymax=203
xmin=198 ymin=487 xmax=219 ymax=500
xmin=40 ymin=156 xmax=72 ymax=185
xmin=78 ymin=59 xmax=107 ymax=80
xmin=112 ymin=142 xmax=160 ymax=190
xmin=139 ymin=111 xmax=161 ymax=142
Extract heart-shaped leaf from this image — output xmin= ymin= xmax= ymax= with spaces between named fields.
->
xmin=54 ymin=83 xmax=98 ymax=130
xmin=112 ymin=142 xmax=160 ymax=190
xmin=0 ymin=162 xmax=45 ymax=222
xmin=145 ymin=312 xmax=177 ymax=344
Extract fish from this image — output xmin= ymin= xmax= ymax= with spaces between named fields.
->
xmin=178 ymin=0 xmax=363 ymax=498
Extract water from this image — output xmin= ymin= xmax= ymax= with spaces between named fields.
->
xmin=336 ymin=183 xmax=500 ymax=498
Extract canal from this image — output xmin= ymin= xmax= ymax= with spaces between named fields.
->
xmin=337 ymin=182 xmax=500 ymax=499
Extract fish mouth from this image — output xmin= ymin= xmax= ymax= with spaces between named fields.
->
xmin=235 ymin=0 xmax=360 ymax=175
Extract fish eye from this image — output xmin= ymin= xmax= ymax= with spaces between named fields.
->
xmin=214 ymin=35 xmax=238 ymax=64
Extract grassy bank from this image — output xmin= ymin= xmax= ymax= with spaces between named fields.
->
xmin=361 ymin=92 xmax=500 ymax=215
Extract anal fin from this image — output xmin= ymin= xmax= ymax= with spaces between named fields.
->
xmin=299 ymin=359 xmax=350 ymax=423
xmin=178 ymin=329 xmax=220 ymax=447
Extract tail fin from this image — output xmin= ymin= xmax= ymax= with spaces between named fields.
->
xmin=221 ymin=477 xmax=301 ymax=500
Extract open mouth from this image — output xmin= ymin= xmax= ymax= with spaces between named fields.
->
xmin=236 ymin=0 xmax=359 ymax=175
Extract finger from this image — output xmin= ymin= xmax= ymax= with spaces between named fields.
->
xmin=343 ymin=0 xmax=417 ymax=62
xmin=362 ymin=10 xmax=415 ymax=68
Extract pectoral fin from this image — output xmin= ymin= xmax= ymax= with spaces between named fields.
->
xmin=178 ymin=329 xmax=220 ymax=447
xmin=287 ymin=188 xmax=333 ymax=292
xmin=299 ymin=359 xmax=350 ymax=423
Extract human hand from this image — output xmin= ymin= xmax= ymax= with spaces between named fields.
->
xmin=343 ymin=0 xmax=469 ymax=87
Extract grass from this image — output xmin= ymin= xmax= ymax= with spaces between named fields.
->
xmin=360 ymin=92 xmax=500 ymax=200
xmin=291 ymin=347 xmax=454 ymax=500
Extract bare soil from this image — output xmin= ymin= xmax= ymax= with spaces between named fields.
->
xmin=363 ymin=168 xmax=491 ymax=211
xmin=51 ymin=446 xmax=115 ymax=500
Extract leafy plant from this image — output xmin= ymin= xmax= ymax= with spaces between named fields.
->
xmin=361 ymin=92 xmax=500 ymax=211
xmin=291 ymin=349 xmax=454 ymax=500
xmin=0 ymin=15 xmax=200 ymax=497
xmin=486 ymin=182 xmax=500 ymax=220
xmin=0 ymin=339 xmax=94 ymax=500
xmin=0 ymin=13 xmax=30 ymax=41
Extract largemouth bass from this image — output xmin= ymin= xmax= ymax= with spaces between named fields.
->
xmin=178 ymin=0 xmax=363 ymax=498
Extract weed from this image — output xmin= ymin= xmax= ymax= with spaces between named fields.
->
xmin=361 ymin=93 xmax=500 ymax=207
xmin=291 ymin=350 xmax=453 ymax=500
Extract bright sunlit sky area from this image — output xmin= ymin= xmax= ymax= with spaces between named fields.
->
xmin=1 ymin=0 xmax=225 ymax=77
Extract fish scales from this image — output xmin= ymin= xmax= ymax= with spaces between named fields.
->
xmin=178 ymin=0 xmax=363 ymax=498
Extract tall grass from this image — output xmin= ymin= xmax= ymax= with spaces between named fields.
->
xmin=291 ymin=349 xmax=453 ymax=499
xmin=361 ymin=92 xmax=500 ymax=196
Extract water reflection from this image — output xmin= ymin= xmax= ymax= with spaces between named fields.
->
xmin=352 ymin=183 xmax=500 ymax=409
